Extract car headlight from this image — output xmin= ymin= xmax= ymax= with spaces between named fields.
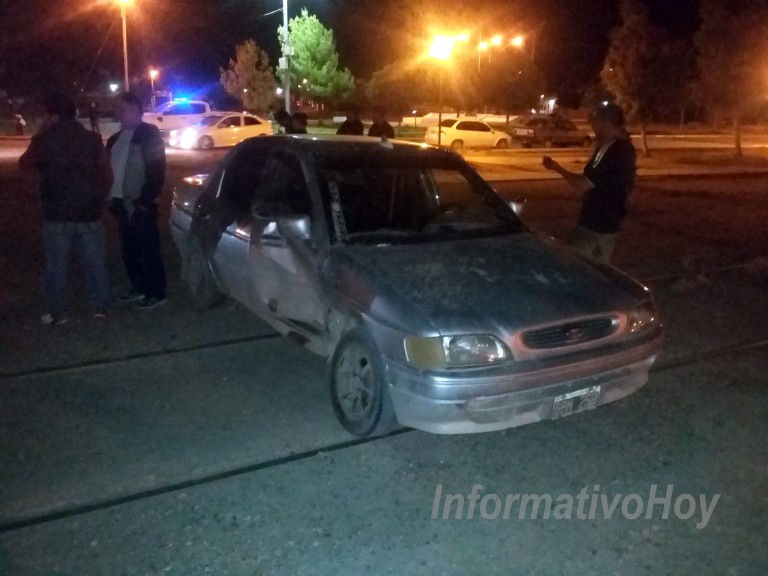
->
xmin=626 ymin=302 xmax=659 ymax=333
xmin=179 ymin=128 xmax=197 ymax=149
xmin=404 ymin=335 xmax=510 ymax=369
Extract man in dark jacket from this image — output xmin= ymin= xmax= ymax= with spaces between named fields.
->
xmin=19 ymin=92 xmax=113 ymax=324
xmin=542 ymin=102 xmax=636 ymax=263
xmin=367 ymin=105 xmax=395 ymax=139
xmin=106 ymin=92 xmax=167 ymax=308
xmin=336 ymin=105 xmax=364 ymax=135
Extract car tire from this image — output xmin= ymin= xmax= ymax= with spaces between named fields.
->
xmin=450 ymin=139 xmax=463 ymax=152
xmin=495 ymin=139 xmax=509 ymax=149
xmin=185 ymin=237 xmax=223 ymax=310
xmin=330 ymin=328 xmax=398 ymax=437
xmin=199 ymin=136 xmax=214 ymax=150
xmin=521 ymin=142 xmax=532 ymax=149
xmin=543 ymin=138 xmax=553 ymax=148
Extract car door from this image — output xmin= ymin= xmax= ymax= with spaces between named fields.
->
xmin=247 ymin=151 xmax=327 ymax=327
xmin=218 ymin=114 xmax=242 ymax=146
xmin=560 ymin=119 xmax=580 ymax=145
xmin=455 ymin=121 xmax=479 ymax=147
xmin=473 ymin=121 xmax=496 ymax=147
xmin=193 ymin=138 xmax=275 ymax=304
xmin=243 ymin=115 xmax=267 ymax=139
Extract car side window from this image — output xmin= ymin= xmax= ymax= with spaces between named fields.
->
xmin=474 ymin=122 xmax=491 ymax=132
xmin=220 ymin=116 xmax=241 ymax=128
xmin=216 ymin=139 xmax=275 ymax=226
xmin=165 ymin=104 xmax=191 ymax=115
xmin=456 ymin=121 xmax=475 ymax=131
xmin=243 ymin=116 xmax=261 ymax=126
xmin=190 ymin=103 xmax=207 ymax=114
xmin=255 ymin=152 xmax=312 ymax=216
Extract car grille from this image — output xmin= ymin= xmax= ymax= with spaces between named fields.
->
xmin=521 ymin=317 xmax=618 ymax=349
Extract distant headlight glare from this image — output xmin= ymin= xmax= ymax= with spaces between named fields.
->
xmin=405 ymin=335 xmax=509 ymax=369
xmin=180 ymin=128 xmax=197 ymax=150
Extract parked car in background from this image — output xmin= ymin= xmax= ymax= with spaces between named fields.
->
xmin=425 ymin=118 xmax=512 ymax=151
xmin=170 ymin=135 xmax=663 ymax=437
xmin=143 ymin=100 xmax=216 ymax=136
xmin=512 ymin=116 xmax=593 ymax=148
xmin=168 ymin=113 xmax=273 ymax=149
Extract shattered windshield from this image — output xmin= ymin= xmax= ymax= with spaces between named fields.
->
xmin=316 ymin=152 xmax=523 ymax=245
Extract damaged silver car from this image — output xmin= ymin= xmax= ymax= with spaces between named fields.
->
xmin=170 ymin=135 xmax=663 ymax=437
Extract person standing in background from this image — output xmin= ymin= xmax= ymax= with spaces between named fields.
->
xmin=19 ymin=92 xmax=112 ymax=324
xmin=542 ymin=102 xmax=636 ymax=263
xmin=368 ymin=105 xmax=395 ymax=138
xmin=106 ymin=91 xmax=167 ymax=308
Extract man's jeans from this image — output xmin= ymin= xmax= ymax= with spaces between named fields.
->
xmin=109 ymin=200 xmax=166 ymax=299
xmin=568 ymin=225 xmax=618 ymax=263
xmin=43 ymin=221 xmax=111 ymax=315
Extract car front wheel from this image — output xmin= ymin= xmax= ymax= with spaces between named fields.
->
xmin=185 ymin=237 xmax=222 ymax=310
xmin=450 ymin=139 xmax=464 ymax=151
xmin=330 ymin=329 xmax=398 ymax=437
xmin=198 ymin=136 xmax=214 ymax=150
xmin=495 ymin=138 xmax=509 ymax=149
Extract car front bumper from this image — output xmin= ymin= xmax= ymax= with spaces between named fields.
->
xmin=386 ymin=334 xmax=663 ymax=434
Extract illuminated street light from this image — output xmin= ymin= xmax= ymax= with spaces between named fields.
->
xmin=428 ymin=35 xmax=456 ymax=148
xmin=109 ymin=83 xmax=119 ymax=93
xmin=149 ymin=68 xmax=158 ymax=109
xmin=117 ymin=0 xmax=131 ymax=92
xmin=511 ymin=33 xmax=537 ymax=63
xmin=491 ymin=34 xmax=503 ymax=46
xmin=477 ymin=41 xmax=488 ymax=71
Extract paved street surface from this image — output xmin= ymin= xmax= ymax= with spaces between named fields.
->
xmin=0 ymin=141 xmax=766 ymax=575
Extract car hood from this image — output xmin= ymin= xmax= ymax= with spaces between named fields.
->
xmin=324 ymin=233 xmax=649 ymax=334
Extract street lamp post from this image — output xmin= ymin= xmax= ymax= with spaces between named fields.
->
xmin=149 ymin=68 xmax=158 ymax=109
xmin=118 ymin=0 xmax=131 ymax=92
xmin=428 ymin=35 xmax=456 ymax=148
xmin=282 ymin=0 xmax=291 ymax=113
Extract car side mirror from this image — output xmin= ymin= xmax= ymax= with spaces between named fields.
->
xmin=277 ymin=214 xmax=311 ymax=239
xmin=508 ymin=197 xmax=526 ymax=219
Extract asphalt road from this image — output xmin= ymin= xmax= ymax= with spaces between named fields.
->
xmin=0 ymin=145 xmax=766 ymax=575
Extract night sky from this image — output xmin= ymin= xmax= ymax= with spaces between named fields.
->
xmin=0 ymin=0 xmax=700 ymax=102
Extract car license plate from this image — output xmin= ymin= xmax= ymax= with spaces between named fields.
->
xmin=552 ymin=385 xmax=601 ymax=420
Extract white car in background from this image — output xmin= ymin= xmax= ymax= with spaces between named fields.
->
xmin=425 ymin=118 xmax=512 ymax=151
xmin=169 ymin=113 xmax=273 ymax=149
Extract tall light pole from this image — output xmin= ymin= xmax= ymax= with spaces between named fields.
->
xmin=281 ymin=0 xmax=291 ymax=113
xmin=428 ymin=35 xmax=455 ymax=148
xmin=118 ymin=0 xmax=131 ymax=92
xmin=149 ymin=68 xmax=158 ymax=109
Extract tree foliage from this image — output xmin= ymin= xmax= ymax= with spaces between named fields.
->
xmin=601 ymin=0 xmax=671 ymax=154
xmin=278 ymin=9 xmax=355 ymax=105
xmin=219 ymin=39 xmax=277 ymax=113
xmin=696 ymin=0 xmax=768 ymax=154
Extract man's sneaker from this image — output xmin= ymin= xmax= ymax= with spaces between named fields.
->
xmin=119 ymin=289 xmax=144 ymax=303
xmin=93 ymin=307 xmax=109 ymax=319
xmin=136 ymin=296 xmax=166 ymax=309
xmin=41 ymin=313 xmax=69 ymax=326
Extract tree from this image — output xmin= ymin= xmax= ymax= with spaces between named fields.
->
xmin=219 ymin=40 xmax=277 ymax=113
xmin=601 ymin=0 xmax=669 ymax=156
xmin=696 ymin=0 xmax=768 ymax=156
xmin=278 ymin=9 xmax=355 ymax=106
